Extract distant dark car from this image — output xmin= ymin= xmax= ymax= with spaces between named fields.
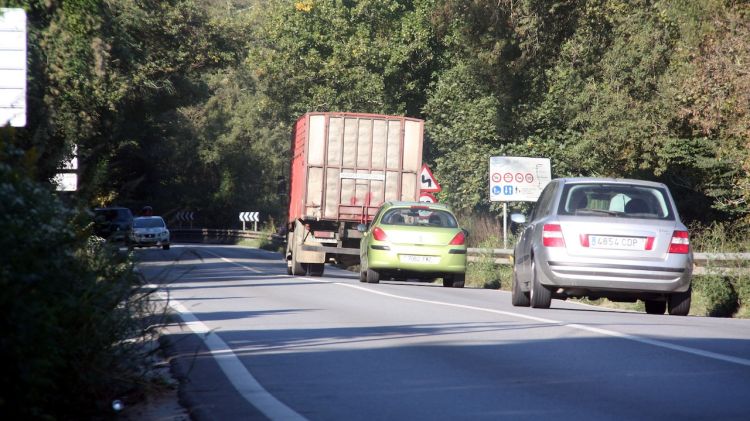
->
xmin=93 ymin=207 xmax=133 ymax=243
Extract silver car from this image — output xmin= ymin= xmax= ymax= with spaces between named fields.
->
xmin=510 ymin=178 xmax=693 ymax=315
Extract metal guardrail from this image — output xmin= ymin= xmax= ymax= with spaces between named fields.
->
xmin=171 ymin=228 xmax=280 ymax=243
xmin=172 ymin=229 xmax=748 ymax=275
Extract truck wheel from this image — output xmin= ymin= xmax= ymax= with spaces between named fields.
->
xmin=668 ymin=287 xmax=691 ymax=316
xmin=308 ymin=263 xmax=325 ymax=277
xmin=366 ymin=268 xmax=380 ymax=284
xmin=290 ymin=254 xmax=305 ymax=276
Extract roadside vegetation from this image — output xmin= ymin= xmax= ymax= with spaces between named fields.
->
xmin=0 ymin=142 xmax=167 ymax=418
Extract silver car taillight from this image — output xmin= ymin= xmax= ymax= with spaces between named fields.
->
xmin=542 ymin=224 xmax=565 ymax=247
xmin=669 ymin=230 xmax=690 ymax=254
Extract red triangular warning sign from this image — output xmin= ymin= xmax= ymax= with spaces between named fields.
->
xmin=420 ymin=164 xmax=442 ymax=193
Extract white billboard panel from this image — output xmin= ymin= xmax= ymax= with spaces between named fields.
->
xmin=0 ymin=70 xmax=25 ymax=89
xmin=53 ymin=173 xmax=78 ymax=192
xmin=0 ymin=8 xmax=26 ymax=127
xmin=489 ymin=156 xmax=552 ymax=202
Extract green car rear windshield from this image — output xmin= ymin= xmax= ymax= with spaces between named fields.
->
xmin=381 ymin=208 xmax=458 ymax=228
xmin=557 ymin=184 xmax=675 ymax=220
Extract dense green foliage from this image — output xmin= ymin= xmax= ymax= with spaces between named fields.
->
xmin=0 ymin=141 xmax=155 ymax=419
xmin=2 ymin=0 xmax=748 ymax=227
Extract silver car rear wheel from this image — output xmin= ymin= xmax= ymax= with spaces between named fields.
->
xmin=511 ymin=266 xmax=530 ymax=307
xmin=529 ymin=260 xmax=552 ymax=309
xmin=668 ymin=287 xmax=691 ymax=316
xmin=644 ymin=300 xmax=666 ymax=314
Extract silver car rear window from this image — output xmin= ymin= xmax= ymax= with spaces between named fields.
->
xmin=557 ymin=184 xmax=675 ymax=220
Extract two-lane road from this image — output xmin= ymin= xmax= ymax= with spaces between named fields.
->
xmin=136 ymin=244 xmax=750 ymax=420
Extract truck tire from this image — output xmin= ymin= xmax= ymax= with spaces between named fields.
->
xmin=288 ymin=228 xmax=305 ymax=276
xmin=291 ymin=255 xmax=305 ymax=275
xmin=308 ymin=263 xmax=325 ymax=277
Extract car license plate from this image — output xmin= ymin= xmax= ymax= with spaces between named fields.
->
xmin=589 ymin=235 xmax=646 ymax=250
xmin=400 ymin=255 xmax=439 ymax=264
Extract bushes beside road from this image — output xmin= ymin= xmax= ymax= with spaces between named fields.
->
xmin=0 ymin=146 xmax=161 ymax=419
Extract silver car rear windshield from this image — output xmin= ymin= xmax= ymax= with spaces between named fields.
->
xmin=557 ymin=184 xmax=675 ymax=220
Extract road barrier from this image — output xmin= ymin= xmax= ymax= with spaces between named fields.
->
xmin=171 ymin=228 xmax=282 ymax=244
xmin=171 ymin=229 xmax=748 ymax=275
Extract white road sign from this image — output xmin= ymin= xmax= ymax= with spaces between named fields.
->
xmin=0 ymin=8 xmax=27 ymax=127
xmin=239 ymin=212 xmax=259 ymax=222
xmin=489 ymin=156 xmax=551 ymax=202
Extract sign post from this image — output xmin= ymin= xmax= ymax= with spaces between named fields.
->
xmin=489 ymin=157 xmax=552 ymax=248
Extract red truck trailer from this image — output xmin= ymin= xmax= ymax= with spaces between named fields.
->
xmin=286 ymin=112 xmax=424 ymax=276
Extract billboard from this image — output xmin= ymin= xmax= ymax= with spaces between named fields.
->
xmin=489 ymin=156 xmax=551 ymax=202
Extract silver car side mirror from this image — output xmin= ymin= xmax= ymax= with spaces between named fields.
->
xmin=510 ymin=213 xmax=526 ymax=224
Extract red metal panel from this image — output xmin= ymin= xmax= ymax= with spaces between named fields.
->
xmin=288 ymin=112 xmax=423 ymax=225
xmin=287 ymin=114 xmax=309 ymax=223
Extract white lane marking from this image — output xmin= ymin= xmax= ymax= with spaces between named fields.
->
xmin=326 ymin=281 xmax=750 ymax=368
xmin=202 ymin=248 xmax=262 ymax=273
xmin=153 ymin=288 xmax=305 ymax=420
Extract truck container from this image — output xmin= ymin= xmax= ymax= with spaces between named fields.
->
xmin=286 ymin=112 xmax=424 ymax=276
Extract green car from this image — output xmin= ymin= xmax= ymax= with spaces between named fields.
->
xmin=358 ymin=202 xmax=468 ymax=287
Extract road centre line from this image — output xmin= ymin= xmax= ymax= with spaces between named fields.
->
xmin=326 ymin=281 xmax=750 ymax=368
xmin=153 ymin=288 xmax=306 ymax=420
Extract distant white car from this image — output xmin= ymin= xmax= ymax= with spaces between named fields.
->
xmin=128 ymin=216 xmax=170 ymax=250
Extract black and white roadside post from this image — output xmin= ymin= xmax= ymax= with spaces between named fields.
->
xmin=239 ymin=211 xmax=259 ymax=231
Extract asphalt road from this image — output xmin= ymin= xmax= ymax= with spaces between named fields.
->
xmin=136 ymin=244 xmax=750 ymax=420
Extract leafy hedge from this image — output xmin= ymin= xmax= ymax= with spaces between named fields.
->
xmin=0 ymin=144 xmax=155 ymax=419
